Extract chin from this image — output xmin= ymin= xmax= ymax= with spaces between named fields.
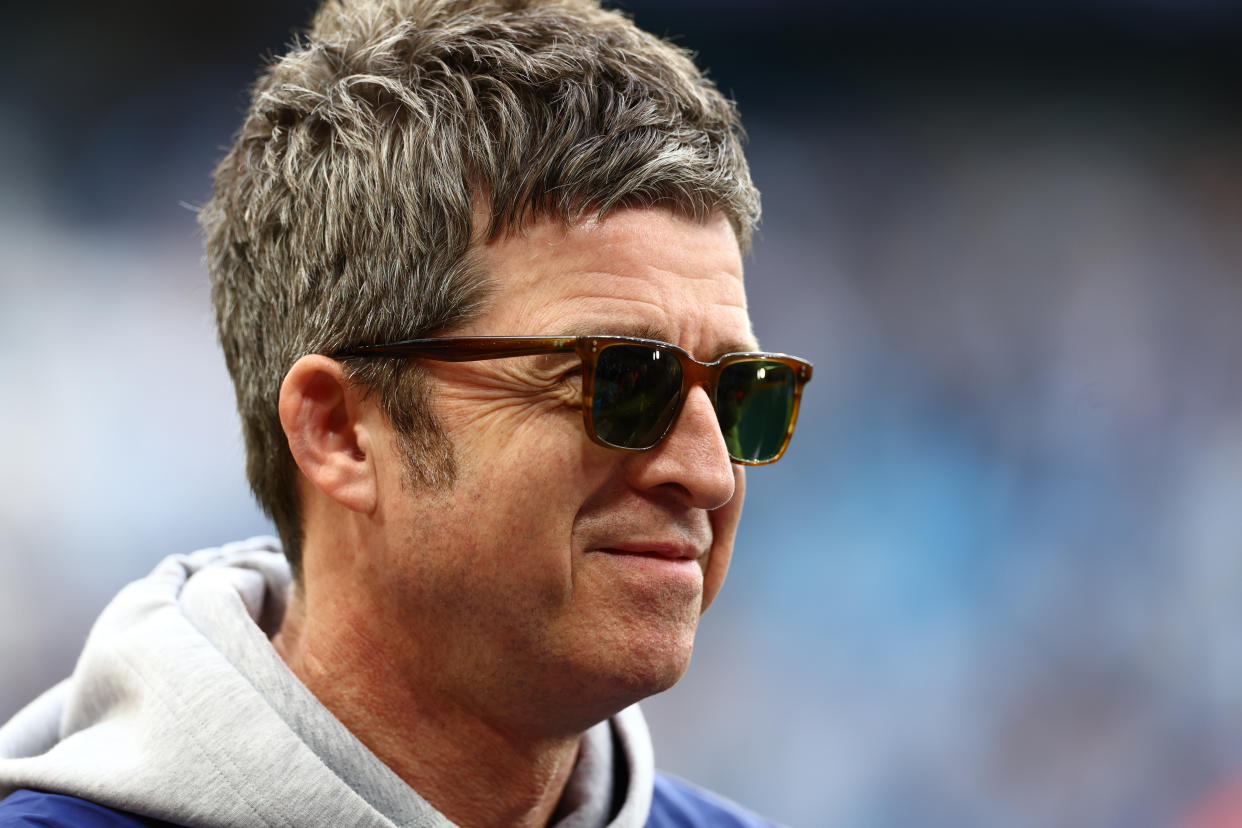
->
xmin=588 ymin=622 xmax=700 ymax=710
xmin=533 ymin=623 xmax=696 ymax=733
xmin=633 ymin=629 xmax=697 ymax=690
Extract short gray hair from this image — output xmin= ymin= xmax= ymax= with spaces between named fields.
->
xmin=200 ymin=0 xmax=761 ymax=576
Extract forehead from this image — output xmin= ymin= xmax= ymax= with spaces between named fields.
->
xmin=473 ymin=208 xmax=756 ymax=357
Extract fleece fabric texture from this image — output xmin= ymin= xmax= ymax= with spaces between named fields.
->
xmin=0 ymin=539 xmax=662 ymax=828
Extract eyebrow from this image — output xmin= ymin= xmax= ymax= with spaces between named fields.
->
xmin=558 ymin=321 xmax=760 ymax=359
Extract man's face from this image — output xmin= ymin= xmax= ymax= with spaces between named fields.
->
xmin=366 ymin=208 xmax=754 ymax=734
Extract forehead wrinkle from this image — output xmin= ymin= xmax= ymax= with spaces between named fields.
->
xmin=590 ymin=264 xmax=743 ymax=283
xmin=546 ymin=275 xmax=747 ymax=316
xmin=563 ymin=267 xmax=744 ymax=297
xmin=551 ymin=292 xmax=675 ymax=320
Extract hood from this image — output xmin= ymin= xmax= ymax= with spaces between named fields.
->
xmin=0 ymin=539 xmax=655 ymax=828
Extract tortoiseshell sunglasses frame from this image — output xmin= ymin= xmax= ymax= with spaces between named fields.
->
xmin=332 ymin=335 xmax=812 ymax=465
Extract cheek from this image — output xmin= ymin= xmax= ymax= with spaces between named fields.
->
xmin=459 ymin=431 xmax=598 ymax=560
xmin=392 ymin=452 xmax=590 ymax=620
xmin=701 ymin=465 xmax=745 ymax=611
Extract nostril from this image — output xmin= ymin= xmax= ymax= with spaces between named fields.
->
xmin=638 ymin=387 xmax=736 ymax=511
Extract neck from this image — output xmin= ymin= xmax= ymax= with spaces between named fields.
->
xmin=274 ymin=588 xmax=581 ymax=828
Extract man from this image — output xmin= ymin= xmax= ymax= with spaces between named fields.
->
xmin=0 ymin=0 xmax=810 ymax=825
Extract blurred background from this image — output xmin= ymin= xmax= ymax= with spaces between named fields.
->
xmin=2 ymin=1 xmax=1241 ymax=825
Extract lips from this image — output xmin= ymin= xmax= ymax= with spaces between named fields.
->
xmin=597 ymin=541 xmax=701 ymax=561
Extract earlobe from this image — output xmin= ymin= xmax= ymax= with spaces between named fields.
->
xmin=278 ymin=355 xmax=377 ymax=514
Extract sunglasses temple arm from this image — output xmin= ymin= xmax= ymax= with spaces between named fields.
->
xmin=334 ymin=338 xmax=580 ymax=362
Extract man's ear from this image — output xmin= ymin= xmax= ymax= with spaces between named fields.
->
xmin=278 ymin=355 xmax=377 ymax=514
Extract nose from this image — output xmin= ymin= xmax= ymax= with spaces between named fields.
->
xmin=626 ymin=385 xmax=737 ymax=510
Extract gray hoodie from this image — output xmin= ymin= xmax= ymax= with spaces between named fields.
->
xmin=0 ymin=538 xmax=655 ymax=827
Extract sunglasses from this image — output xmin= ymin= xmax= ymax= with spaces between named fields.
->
xmin=332 ymin=335 xmax=812 ymax=465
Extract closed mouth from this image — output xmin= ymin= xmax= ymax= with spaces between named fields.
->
xmin=597 ymin=544 xmax=699 ymax=561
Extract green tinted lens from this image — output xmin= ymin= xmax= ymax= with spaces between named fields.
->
xmin=592 ymin=345 xmax=683 ymax=449
xmin=716 ymin=360 xmax=796 ymax=462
